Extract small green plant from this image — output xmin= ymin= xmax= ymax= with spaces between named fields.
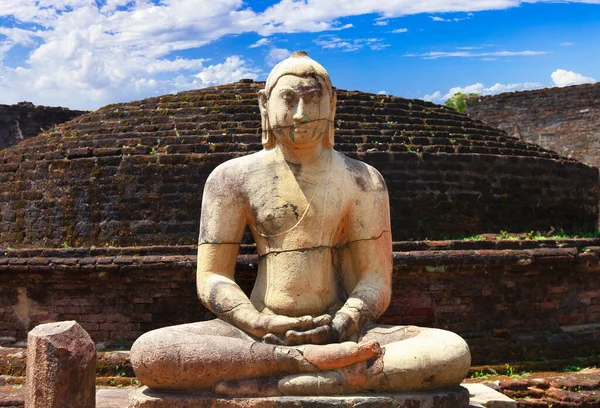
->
xmin=497 ymin=231 xmax=519 ymax=241
xmin=445 ymin=92 xmax=480 ymax=113
xmin=504 ymin=363 xmax=530 ymax=379
xmin=461 ymin=235 xmax=486 ymax=241
xmin=470 ymin=370 xmax=491 ymax=379
xmin=561 ymin=365 xmax=594 ymax=372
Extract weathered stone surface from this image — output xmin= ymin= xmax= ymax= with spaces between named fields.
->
xmin=1 ymin=69 xmax=597 ymax=249
xmin=463 ymin=383 xmax=516 ymax=408
xmin=128 ymin=386 xmax=470 ymax=408
xmin=0 ymin=102 xmax=85 ymax=150
xmin=25 ymin=321 xmax=95 ymax=408
xmin=467 ymin=82 xmax=600 ymax=168
xmin=130 ymin=52 xmax=471 ymax=396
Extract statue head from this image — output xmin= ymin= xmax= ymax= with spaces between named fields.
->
xmin=259 ymin=51 xmax=337 ymax=149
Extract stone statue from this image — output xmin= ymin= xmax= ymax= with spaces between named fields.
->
xmin=130 ymin=51 xmax=470 ymax=396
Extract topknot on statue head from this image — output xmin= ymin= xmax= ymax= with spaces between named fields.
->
xmin=259 ymin=51 xmax=337 ymax=149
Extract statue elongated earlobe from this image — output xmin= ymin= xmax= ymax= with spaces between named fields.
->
xmin=258 ymin=90 xmax=275 ymax=149
xmin=324 ymin=91 xmax=337 ymax=148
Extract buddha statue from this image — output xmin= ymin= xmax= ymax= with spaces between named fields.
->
xmin=130 ymin=51 xmax=471 ymax=396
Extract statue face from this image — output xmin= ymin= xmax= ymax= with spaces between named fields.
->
xmin=266 ymin=74 xmax=332 ymax=147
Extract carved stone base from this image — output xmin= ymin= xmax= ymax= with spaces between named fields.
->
xmin=128 ymin=386 xmax=470 ymax=408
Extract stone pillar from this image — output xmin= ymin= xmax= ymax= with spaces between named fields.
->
xmin=26 ymin=321 xmax=96 ymax=408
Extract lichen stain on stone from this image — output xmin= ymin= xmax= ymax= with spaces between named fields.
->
xmin=425 ymin=266 xmax=446 ymax=273
xmin=355 ymin=176 xmax=367 ymax=192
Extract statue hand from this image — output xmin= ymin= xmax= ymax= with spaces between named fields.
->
xmin=251 ymin=313 xmax=329 ymax=342
xmin=262 ymin=314 xmax=332 ymax=345
xmin=282 ymin=313 xmax=354 ymax=346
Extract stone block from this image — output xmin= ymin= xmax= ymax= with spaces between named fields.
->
xmin=25 ymin=321 xmax=96 ymax=408
xmin=128 ymin=386 xmax=470 ymax=407
xmin=463 ymin=383 xmax=516 ymax=408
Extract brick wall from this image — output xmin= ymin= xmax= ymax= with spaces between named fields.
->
xmin=0 ymin=102 xmax=86 ymax=150
xmin=467 ymin=83 xmax=600 ymax=168
xmin=1 ymin=82 xmax=598 ymax=246
xmin=2 ymin=240 xmax=599 ymax=356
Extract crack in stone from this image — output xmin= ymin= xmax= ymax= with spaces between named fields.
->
xmin=217 ymin=301 xmax=253 ymax=316
xmin=266 ymin=118 xmax=334 ymax=133
xmin=258 ymin=230 xmax=390 ymax=260
xmin=198 ymin=241 xmax=243 ymax=246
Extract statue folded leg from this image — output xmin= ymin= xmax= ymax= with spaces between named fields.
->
xmin=130 ymin=319 xmax=382 ymax=392
xmin=131 ymin=321 xmax=470 ymax=395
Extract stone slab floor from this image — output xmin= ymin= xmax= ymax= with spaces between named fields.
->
xmin=1 ymin=369 xmax=599 ymax=407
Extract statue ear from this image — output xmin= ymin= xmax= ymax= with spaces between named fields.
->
xmin=324 ymin=90 xmax=337 ymax=148
xmin=258 ymin=90 xmax=275 ymax=149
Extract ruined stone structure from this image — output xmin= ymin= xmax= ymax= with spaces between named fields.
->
xmin=467 ymin=83 xmax=600 ymax=168
xmin=0 ymin=102 xmax=86 ymax=150
xmin=1 ymin=81 xmax=597 ymax=248
xmin=0 ymin=80 xmax=599 ymax=364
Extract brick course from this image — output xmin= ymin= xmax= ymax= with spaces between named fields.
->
xmin=1 ymin=81 xmax=597 ymax=246
xmin=1 ymin=240 xmax=599 ymax=355
xmin=0 ymin=102 xmax=85 ymax=150
xmin=467 ymin=83 xmax=600 ymax=168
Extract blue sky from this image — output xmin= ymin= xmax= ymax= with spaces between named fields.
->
xmin=0 ymin=1 xmax=598 ymax=110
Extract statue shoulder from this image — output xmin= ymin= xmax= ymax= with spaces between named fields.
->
xmin=205 ymin=152 xmax=264 ymax=192
xmin=339 ymin=153 xmax=387 ymax=193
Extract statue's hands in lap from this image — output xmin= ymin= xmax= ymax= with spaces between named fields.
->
xmin=261 ymin=314 xmax=334 ymax=345
xmin=263 ymin=311 xmax=358 ymax=346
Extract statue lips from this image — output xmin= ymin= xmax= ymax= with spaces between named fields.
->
xmin=293 ymin=126 xmax=309 ymax=135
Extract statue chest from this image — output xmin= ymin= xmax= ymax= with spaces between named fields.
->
xmin=247 ymin=172 xmax=345 ymax=242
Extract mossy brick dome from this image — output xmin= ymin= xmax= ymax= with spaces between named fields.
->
xmin=0 ymin=80 xmax=597 ymax=248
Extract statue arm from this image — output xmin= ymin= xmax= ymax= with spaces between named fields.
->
xmin=197 ymin=164 xmax=318 ymax=339
xmin=334 ymin=170 xmax=393 ymax=341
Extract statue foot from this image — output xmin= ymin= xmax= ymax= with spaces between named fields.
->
xmin=277 ymin=360 xmax=372 ymax=395
xmin=302 ymin=340 xmax=382 ymax=370
xmin=215 ymin=362 xmax=370 ymax=397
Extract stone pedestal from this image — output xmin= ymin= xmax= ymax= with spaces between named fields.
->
xmin=26 ymin=321 xmax=96 ymax=408
xmin=129 ymin=386 xmax=470 ymax=408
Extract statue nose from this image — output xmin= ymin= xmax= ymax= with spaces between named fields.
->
xmin=293 ymin=99 xmax=309 ymax=123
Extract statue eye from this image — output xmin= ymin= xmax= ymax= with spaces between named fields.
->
xmin=281 ymin=91 xmax=297 ymax=104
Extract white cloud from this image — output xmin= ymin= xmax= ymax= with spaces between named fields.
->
xmin=551 ymin=69 xmax=596 ymax=87
xmin=391 ymin=28 xmax=408 ymax=33
xmin=424 ymin=81 xmax=543 ymax=103
xmin=374 ymin=19 xmax=388 ymax=26
xmin=0 ymin=0 xmax=597 ymax=109
xmin=0 ymin=26 xmax=39 ymax=46
xmin=423 ymin=91 xmax=443 ymax=102
xmin=429 ymin=12 xmax=473 ymax=22
xmin=560 ymin=42 xmax=575 ymax=47
xmin=407 ymin=50 xmax=549 ymax=59
xmin=195 ymin=56 xmax=260 ymax=86
xmin=315 ymin=36 xmax=389 ymax=52
xmin=249 ymin=38 xmax=270 ymax=48
xmin=266 ymin=47 xmax=292 ymax=66
xmin=378 ymin=90 xmax=388 ymax=95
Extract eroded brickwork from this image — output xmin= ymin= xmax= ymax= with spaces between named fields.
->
xmin=1 ymin=240 xmax=599 ymax=352
xmin=1 ymin=81 xmax=597 ymax=246
xmin=467 ymin=83 xmax=600 ymax=168
xmin=0 ymin=102 xmax=85 ymax=150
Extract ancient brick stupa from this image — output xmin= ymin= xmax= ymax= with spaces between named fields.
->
xmin=0 ymin=80 xmax=598 ymax=345
xmin=1 ymin=79 xmax=597 ymax=249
